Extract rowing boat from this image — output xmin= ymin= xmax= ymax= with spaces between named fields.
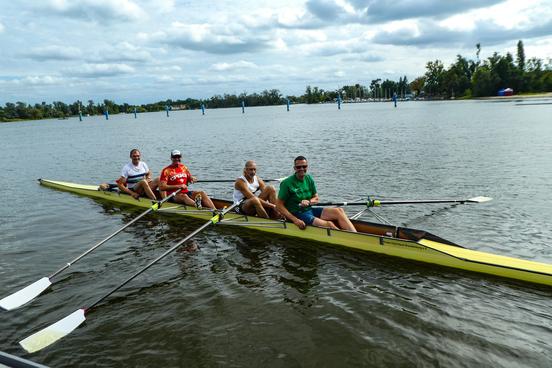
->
xmin=38 ymin=179 xmax=552 ymax=286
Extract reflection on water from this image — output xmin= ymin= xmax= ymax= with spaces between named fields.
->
xmin=1 ymin=101 xmax=552 ymax=367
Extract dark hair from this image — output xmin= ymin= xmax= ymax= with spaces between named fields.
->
xmin=130 ymin=148 xmax=140 ymax=157
xmin=294 ymin=155 xmax=307 ymax=164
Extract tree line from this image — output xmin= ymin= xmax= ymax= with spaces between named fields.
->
xmin=1 ymin=40 xmax=551 ymax=122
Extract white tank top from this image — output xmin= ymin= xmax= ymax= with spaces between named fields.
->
xmin=233 ymin=175 xmax=260 ymax=204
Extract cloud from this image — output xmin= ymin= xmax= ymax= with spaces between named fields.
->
xmin=372 ymin=18 xmax=552 ymax=47
xmin=41 ymin=0 xmax=145 ymax=23
xmin=304 ymin=0 xmax=506 ymax=25
xmin=156 ymin=22 xmax=276 ymax=54
xmin=0 ymin=75 xmax=64 ymax=86
xmin=91 ymin=42 xmax=153 ymax=63
xmin=0 ymin=21 xmax=4 ymax=32
xmin=210 ymin=61 xmax=258 ymax=71
xmin=67 ymin=63 xmax=135 ymax=78
xmin=24 ymin=45 xmax=83 ymax=61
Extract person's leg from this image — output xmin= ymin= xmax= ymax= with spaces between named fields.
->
xmin=320 ymin=207 xmax=357 ymax=232
xmin=174 ymin=192 xmax=196 ymax=206
xmin=241 ymin=196 xmax=269 ymax=218
xmin=294 ymin=209 xmax=338 ymax=229
xmin=259 ymin=186 xmax=282 ymax=219
xmin=135 ymin=180 xmax=157 ymax=200
xmin=192 ymin=191 xmax=216 ymax=209
xmin=312 ymin=217 xmax=339 ymax=229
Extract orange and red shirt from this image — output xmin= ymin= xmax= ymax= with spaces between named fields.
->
xmin=160 ymin=163 xmax=192 ymax=195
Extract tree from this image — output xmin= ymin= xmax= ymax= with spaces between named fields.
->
xmin=516 ymin=40 xmax=525 ymax=72
xmin=424 ymin=60 xmax=445 ymax=97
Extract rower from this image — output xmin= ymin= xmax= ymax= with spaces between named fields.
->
xmin=232 ymin=160 xmax=281 ymax=219
xmin=276 ymin=156 xmax=357 ymax=231
xmin=116 ymin=149 xmax=158 ymax=200
xmin=158 ymin=150 xmax=215 ymax=209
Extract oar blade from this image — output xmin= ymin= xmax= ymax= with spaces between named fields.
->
xmin=0 ymin=277 xmax=52 ymax=311
xmin=19 ymin=309 xmax=86 ymax=353
xmin=467 ymin=196 xmax=493 ymax=203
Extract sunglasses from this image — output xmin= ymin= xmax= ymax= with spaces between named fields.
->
xmin=171 ymin=156 xmax=181 ymax=159
xmin=131 ymin=155 xmax=141 ymax=158
xmin=295 ymin=165 xmax=308 ymax=169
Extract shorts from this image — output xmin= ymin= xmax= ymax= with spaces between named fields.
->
xmin=292 ymin=207 xmax=323 ymax=225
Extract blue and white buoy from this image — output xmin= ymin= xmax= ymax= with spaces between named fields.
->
xmin=201 ymin=104 xmax=205 ymax=115
xmin=134 ymin=107 xmax=137 ymax=119
xmin=286 ymin=99 xmax=290 ymax=111
xmin=241 ymin=100 xmax=245 ymax=114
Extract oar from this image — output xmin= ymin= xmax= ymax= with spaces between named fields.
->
xmin=316 ymin=196 xmax=492 ymax=207
xmin=196 ymin=177 xmax=287 ymax=183
xmin=0 ymin=189 xmax=182 ymax=311
xmin=18 ymin=201 xmax=240 ymax=354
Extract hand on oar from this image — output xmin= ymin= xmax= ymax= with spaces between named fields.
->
xmin=315 ymin=196 xmax=492 ymax=207
xmin=18 ymin=200 xmax=241 ymax=354
xmin=0 ymin=189 xmax=182 ymax=311
xmin=196 ymin=177 xmax=287 ymax=183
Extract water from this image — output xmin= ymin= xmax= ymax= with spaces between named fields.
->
xmin=1 ymin=100 xmax=552 ymax=367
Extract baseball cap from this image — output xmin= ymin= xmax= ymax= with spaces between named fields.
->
xmin=171 ymin=149 xmax=181 ymax=157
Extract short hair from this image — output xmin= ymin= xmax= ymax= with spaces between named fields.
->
xmin=244 ymin=160 xmax=256 ymax=168
xmin=130 ymin=148 xmax=140 ymax=157
xmin=294 ymin=155 xmax=307 ymax=164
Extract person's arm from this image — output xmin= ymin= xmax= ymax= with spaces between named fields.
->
xmin=235 ymin=179 xmax=256 ymax=199
xmin=276 ymin=198 xmax=305 ymax=229
xmin=299 ymin=193 xmax=319 ymax=208
xmin=158 ymin=180 xmax=187 ymax=192
xmin=117 ymin=176 xmax=139 ymax=198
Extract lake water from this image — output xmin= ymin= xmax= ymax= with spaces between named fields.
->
xmin=1 ymin=100 xmax=552 ymax=367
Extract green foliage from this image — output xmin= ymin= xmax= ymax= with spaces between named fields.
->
xmin=412 ymin=40 xmax=552 ymax=98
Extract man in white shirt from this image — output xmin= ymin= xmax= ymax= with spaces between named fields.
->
xmin=233 ymin=160 xmax=280 ymax=218
xmin=117 ymin=149 xmax=158 ymax=200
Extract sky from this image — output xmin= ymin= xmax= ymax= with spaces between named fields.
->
xmin=1 ymin=0 xmax=552 ymax=104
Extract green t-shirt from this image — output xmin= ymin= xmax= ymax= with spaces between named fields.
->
xmin=278 ymin=174 xmax=317 ymax=214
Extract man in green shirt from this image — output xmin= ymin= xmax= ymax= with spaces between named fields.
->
xmin=276 ymin=156 xmax=357 ymax=231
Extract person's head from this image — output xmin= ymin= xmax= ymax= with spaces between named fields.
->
xmin=243 ymin=160 xmax=257 ymax=178
xmin=170 ymin=149 xmax=182 ymax=166
xmin=130 ymin=149 xmax=141 ymax=165
xmin=293 ymin=156 xmax=308 ymax=179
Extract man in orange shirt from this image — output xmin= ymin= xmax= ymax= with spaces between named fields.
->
xmin=158 ymin=150 xmax=215 ymax=209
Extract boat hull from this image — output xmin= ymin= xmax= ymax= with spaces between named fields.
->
xmin=38 ymin=179 xmax=552 ymax=286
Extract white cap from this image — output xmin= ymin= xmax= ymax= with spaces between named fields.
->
xmin=170 ymin=149 xmax=181 ymax=157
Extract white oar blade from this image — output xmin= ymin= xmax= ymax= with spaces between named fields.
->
xmin=19 ymin=309 xmax=86 ymax=353
xmin=0 ymin=277 xmax=52 ymax=311
xmin=468 ymin=196 xmax=493 ymax=203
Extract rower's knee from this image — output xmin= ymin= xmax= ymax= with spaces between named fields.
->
xmin=265 ymin=185 xmax=275 ymax=194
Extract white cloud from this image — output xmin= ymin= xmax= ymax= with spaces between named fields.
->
xmin=25 ymin=45 xmax=82 ymax=60
xmin=68 ymin=63 xmax=136 ymax=78
xmin=155 ymin=22 xmax=276 ymax=54
xmin=210 ymin=61 xmax=258 ymax=71
xmin=0 ymin=21 xmax=5 ymax=32
xmin=42 ymin=0 xmax=146 ymax=23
